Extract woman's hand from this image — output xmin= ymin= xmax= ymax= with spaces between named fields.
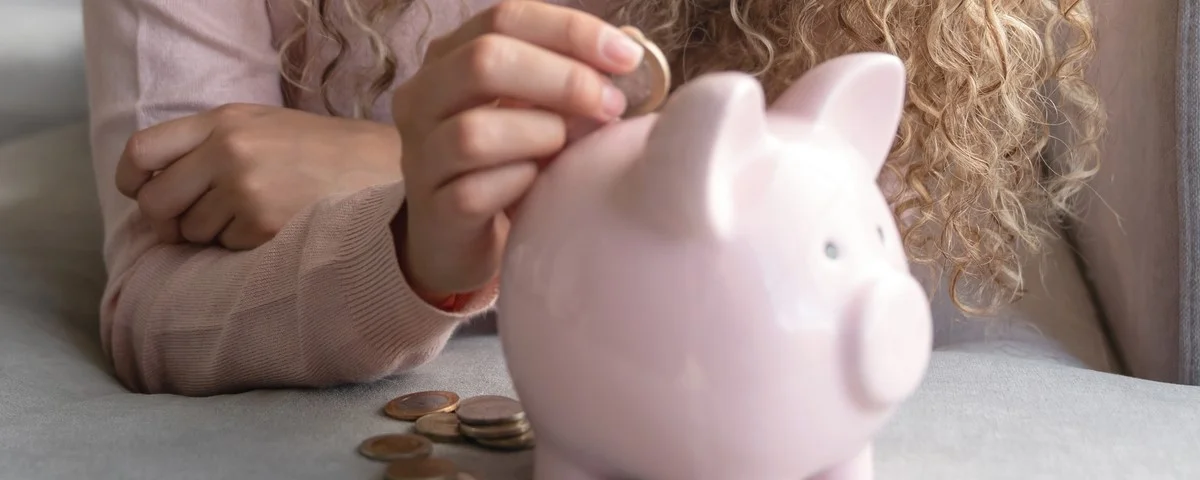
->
xmin=391 ymin=0 xmax=644 ymax=298
xmin=115 ymin=104 xmax=403 ymax=250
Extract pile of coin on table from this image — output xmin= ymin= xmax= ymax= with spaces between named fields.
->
xmin=355 ymin=390 xmax=534 ymax=480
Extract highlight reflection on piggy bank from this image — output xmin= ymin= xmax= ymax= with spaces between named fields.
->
xmin=497 ymin=52 xmax=933 ymax=480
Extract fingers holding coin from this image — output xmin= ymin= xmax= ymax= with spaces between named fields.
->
xmin=609 ymin=26 xmax=671 ymax=118
xmin=405 ymin=1 xmax=647 ymax=126
xmin=425 ymin=1 xmax=645 ymax=75
xmin=418 ymin=34 xmax=632 ymax=124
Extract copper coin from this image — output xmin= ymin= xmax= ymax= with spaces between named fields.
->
xmin=458 ymin=419 xmax=531 ymax=440
xmin=384 ymin=457 xmax=460 ymax=480
xmin=385 ymin=391 xmax=460 ymax=421
xmin=455 ymin=395 xmax=525 ymax=426
xmin=611 ymin=26 xmax=671 ymax=118
xmin=473 ymin=430 xmax=536 ymax=451
xmin=414 ymin=412 xmax=463 ymax=442
xmin=358 ymin=434 xmax=433 ymax=462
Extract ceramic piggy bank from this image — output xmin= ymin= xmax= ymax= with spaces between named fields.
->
xmin=496 ymin=52 xmax=933 ymax=480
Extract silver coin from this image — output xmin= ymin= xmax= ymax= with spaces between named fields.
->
xmin=455 ymin=395 xmax=525 ymax=426
xmin=611 ymin=26 xmax=671 ymax=118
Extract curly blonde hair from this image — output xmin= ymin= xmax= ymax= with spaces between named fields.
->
xmin=280 ymin=0 xmax=1104 ymax=315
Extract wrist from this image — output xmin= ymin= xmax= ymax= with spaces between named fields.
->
xmin=354 ymin=119 xmax=404 ymax=171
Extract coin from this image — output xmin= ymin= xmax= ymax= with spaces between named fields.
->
xmin=458 ymin=418 xmax=531 ymax=440
xmin=611 ymin=25 xmax=671 ymax=118
xmin=357 ymin=434 xmax=433 ymax=462
xmin=455 ymin=395 xmax=525 ymax=426
xmin=473 ymin=430 xmax=536 ymax=451
xmin=385 ymin=391 xmax=460 ymax=421
xmin=383 ymin=457 xmax=460 ymax=480
xmin=414 ymin=412 xmax=463 ymax=442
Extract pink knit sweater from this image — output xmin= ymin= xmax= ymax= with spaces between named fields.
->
xmin=81 ymin=0 xmax=606 ymax=396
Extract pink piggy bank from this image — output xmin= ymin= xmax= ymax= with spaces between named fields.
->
xmin=496 ymin=52 xmax=933 ymax=480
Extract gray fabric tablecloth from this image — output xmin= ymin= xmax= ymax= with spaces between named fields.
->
xmin=2 ymin=313 xmax=1200 ymax=480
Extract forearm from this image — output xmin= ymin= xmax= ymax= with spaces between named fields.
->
xmin=82 ymin=0 xmax=502 ymax=396
xmin=103 ymin=182 xmax=498 ymax=396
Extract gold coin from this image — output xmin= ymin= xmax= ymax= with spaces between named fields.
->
xmin=611 ymin=25 xmax=671 ymax=118
xmin=385 ymin=391 xmax=460 ymax=421
xmin=455 ymin=395 xmax=525 ymax=426
xmin=357 ymin=434 xmax=433 ymax=462
xmin=473 ymin=430 xmax=536 ymax=451
xmin=383 ymin=457 xmax=460 ymax=480
xmin=414 ymin=412 xmax=462 ymax=442
xmin=458 ymin=419 xmax=531 ymax=440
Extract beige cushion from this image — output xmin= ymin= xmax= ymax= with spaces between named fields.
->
xmin=1064 ymin=0 xmax=1182 ymax=382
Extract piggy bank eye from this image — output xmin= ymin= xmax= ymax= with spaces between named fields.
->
xmin=876 ymin=226 xmax=884 ymax=242
xmin=824 ymin=241 xmax=840 ymax=260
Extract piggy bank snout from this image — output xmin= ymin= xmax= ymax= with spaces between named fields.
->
xmin=849 ymin=272 xmax=933 ymax=408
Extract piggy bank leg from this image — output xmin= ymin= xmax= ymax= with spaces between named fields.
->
xmin=810 ymin=445 xmax=873 ymax=480
xmin=533 ymin=445 xmax=604 ymax=480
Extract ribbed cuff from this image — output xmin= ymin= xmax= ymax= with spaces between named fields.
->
xmin=332 ymin=182 xmax=499 ymax=363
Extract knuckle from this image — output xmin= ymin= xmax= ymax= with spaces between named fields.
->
xmin=486 ymin=0 xmax=526 ymax=33
xmin=466 ymin=34 xmax=507 ymax=82
xmin=563 ymin=12 xmax=592 ymax=53
xmin=562 ymin=65 xmax=601 ymax=111
xmin=450 ymin=112 xmax=492 ymax=160
xmin=232 ymin=174 xmax=266 ymax=200
xmin=212 ymin=103 xmax=255 ymax=120
xmin=122 ymin=133 xmax=151 ymax=170
xmin=217 ymin=130 xmax=257 ymax=161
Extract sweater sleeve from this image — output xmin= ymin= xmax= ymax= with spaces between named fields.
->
xmin=81 ymin=0 xmax=497 ymax=396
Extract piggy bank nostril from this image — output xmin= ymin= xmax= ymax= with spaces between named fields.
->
xmin=824 ymin=241 xmax=839 ymax=260
xmin=876 ymin=226 xmax=884 ymax=242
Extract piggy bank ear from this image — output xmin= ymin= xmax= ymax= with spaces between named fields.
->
xmin=626 ymin=71 xmax=768 ymax=240
xmin=770 ymin=52 xmax=906 ymax=177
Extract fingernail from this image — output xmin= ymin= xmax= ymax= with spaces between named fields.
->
xmin=601 ymin=85 xmax=627 ymax=120
xmin=602 ymin=29 xmax=644 ymax=68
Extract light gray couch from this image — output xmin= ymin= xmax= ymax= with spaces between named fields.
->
xmin=2 ymin=1 xmax=1199 ymax=479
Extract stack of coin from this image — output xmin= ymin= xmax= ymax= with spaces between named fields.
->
xmin=453 ymin=395 xmax=535 ymax=451
xmin=381 ymin=390 xmax=536 ymax=452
